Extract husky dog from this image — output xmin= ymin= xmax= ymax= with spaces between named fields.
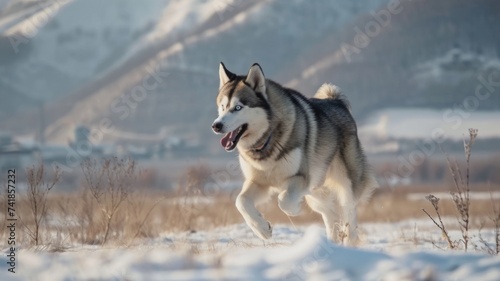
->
xmin=212 ymin=62 xmax=378 ymax=244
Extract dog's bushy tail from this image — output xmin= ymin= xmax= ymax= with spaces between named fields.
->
xmin=314 ymin=83 xmax=351 ymax=112
xmin=314 ymin=83 xmax=342 ymax=99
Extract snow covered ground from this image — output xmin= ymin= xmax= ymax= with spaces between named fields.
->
xmin=1 ymin=221 xmax=499 ymax=281
xmin=359 ymin=108 xmax=500 ymax=141
xmin=407 ymin=192 xmax=500 ymax=202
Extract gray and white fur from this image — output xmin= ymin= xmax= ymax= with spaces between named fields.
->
xmin=212 ymin=62 xmax=378 ymax=244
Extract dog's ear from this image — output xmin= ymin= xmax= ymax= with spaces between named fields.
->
xmin=245 ymin=63 xmax=266 ymax=99
xmin=219 ymin=62 xmax=236 ymax=89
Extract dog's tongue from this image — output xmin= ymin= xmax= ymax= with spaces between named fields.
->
xmin=220 ymin=130 xmax=237 ymax=149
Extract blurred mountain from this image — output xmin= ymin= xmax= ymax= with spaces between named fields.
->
xmin=0 ymin=0 xmax=499 ymax=154
xmin=284 ymin=0 xmax=500 ymax=117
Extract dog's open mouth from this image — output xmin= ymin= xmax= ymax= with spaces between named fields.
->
xmin=220 ymin=124 xmax=248 ymax=151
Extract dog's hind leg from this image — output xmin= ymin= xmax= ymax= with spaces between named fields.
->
xmin=337 ymin=183 xmax=359 ymax=245
xmin=236 ymin=180 xmax=272 ymax=240
xmin=305 ymin=192 xmax=339 ymax=242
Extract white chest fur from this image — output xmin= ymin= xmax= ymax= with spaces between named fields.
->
xmin=240 ymin=147 xmax=302 ymax=186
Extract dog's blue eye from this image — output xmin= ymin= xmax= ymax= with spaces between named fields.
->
xmin=235 ymin=105 xmax=242 ymax=111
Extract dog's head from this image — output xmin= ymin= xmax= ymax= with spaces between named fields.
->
xmin=212 ymin=63 xmax=271 ymax=152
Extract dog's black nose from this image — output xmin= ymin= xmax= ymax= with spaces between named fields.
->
xmin=212 ymin=122 xmax=223 ymax=133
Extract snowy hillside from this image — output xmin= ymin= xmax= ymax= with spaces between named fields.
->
xmin=1 ymin=0 xmax=168 ymax=102
xmin=1 ymin=0 xmax=499 ymax=149
xmin=0 ymin=0 xmax=387 ymax=142
xmin=285 ymin=0 xmax=500 ymax=113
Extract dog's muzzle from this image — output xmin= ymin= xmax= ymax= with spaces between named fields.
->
xmin=212 ymin=122 xmax=223 ymax=133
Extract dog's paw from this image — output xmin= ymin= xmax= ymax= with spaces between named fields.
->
xmin=278 ymin=191 xmax=303 ymax=216
xmin=250 ymin=220 xmax=272 ymax=240
xmin=345 ymin=230 xmax=360 ymax=246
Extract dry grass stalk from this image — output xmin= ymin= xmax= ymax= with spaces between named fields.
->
xmin=493 ymin=210 xmax=500 ymax=255
xmin=423 ymin=129 xmax=499 ymax=254
xmin=444 ymin=128 xmax=477 ymax=252
xmin=422 ymin=194 xmax=455 ymax=249
xmin=19 ymin=163 xmax=62 ymax=246
xmin=81 ymin=157 xmax=136 ymax=245
xmin=124 ymin=192 xmax=166 ymax=245
xmin=480 ymin=194 xmax=500 ymax=255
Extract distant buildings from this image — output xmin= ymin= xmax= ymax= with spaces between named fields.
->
xmin=0 ymin=125 xmax=203 ymax=170
xmin=0 ymin=133 xmax=39 ymax=170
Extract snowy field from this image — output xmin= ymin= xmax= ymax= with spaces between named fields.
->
xmin=359 ymin=109 xmax=500 ymax=141
xmin=2 ymin=220 xmax=499 ymax=281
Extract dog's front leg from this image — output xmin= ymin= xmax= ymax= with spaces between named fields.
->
xmin=235 ymin=180 xmax=272 ymax=240
xmin=278 ymin=175 xmax=308 ymax=216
